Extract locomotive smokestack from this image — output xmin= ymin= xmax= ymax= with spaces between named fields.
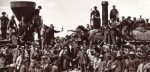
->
xmin=101 ymin=1 xmax=109 ymax=26
xmin=10 ymin=1 xmax=36 ymax=21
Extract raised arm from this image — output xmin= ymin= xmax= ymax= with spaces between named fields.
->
xmin=54 ymin=30 xmax=61 ymax=33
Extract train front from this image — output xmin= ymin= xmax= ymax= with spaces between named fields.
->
xmin=130 ymin=17 xmax=150 ymax=43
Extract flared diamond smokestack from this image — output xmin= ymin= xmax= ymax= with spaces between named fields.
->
xmin=10 ymin=1 xmax=36 ymax=21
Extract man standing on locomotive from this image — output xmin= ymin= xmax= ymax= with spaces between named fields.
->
xmin=32 ymin=6 xmax=43 ymax=29
xmin=46 ymin=24 xmax=62 ymax=45
xmin=19 ymin=16 xmax=28 ymax=42
xmin=0 ymin=12 xmax=9 ymax=40
xmin=7 ymin=15 xmax=18 ymax=40
xmin=90 ymin=6 xmax=100 ymax=29
xmin=110 ymin=5 xmax=119 ymax=21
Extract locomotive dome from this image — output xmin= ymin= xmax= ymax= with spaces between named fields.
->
xmin=135 ymin=17 xmax=145 ymax=24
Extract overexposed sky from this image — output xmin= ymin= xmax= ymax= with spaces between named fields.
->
xmin=0 ymin=0 xmax=150 ymax=37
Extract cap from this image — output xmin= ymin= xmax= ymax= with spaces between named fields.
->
xmin=99 ymin=54 xmax=104 ymax=58
xmin=125 ymin=42 xmax=130 ymax=46
xmin=129 ymin=51 xmax=135 ymax=55
xmin=137 ymin=48 xmax=141 ymax=51
xmin=21 ymin=46 xmax=24 ymax=48
xmin=42 ymin=56 xmax=47 ymax=59
xmin=38 ymin=6 xmax=42 ymax=9
xmin=10 ymin=64 xmax=16 ymax=68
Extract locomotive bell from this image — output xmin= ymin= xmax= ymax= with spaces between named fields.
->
xmin=10 ymin=1 xmax=36 ymax=21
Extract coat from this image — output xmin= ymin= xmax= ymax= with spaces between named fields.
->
xmin=0 ymin=57 xmax=5 ymax=68
xmin=28 ymin=67 xmax=35 ymax=72
xmin=12 ymin=48 xmax=20 ymax=63
xmin=35 ymin=67 xmax=43 ymax=72
xmin=51 ymin=65 xmax=59 ymax=72
xmin=78 ymin=52 xmax=89 ymax=66
xmin=114 ymin=60 xmax=124 ymax=72
xmin=62 ymin=50 xmax=72 ymax=70
xmin=125 ymin=59 xmax=137 ymax=72
xmin=19 ymin=65 xmax=28 ymax=72
xmin=98 ymin=60 xmax=107 ymax=72
xmin=137 ymin=63 xmax=145 ymax=72
xmin=16 ymin=55 xmax=23 ymax=69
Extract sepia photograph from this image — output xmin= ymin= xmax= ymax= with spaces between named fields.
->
xmin=0 ymin=0 xmax=150 ymax=72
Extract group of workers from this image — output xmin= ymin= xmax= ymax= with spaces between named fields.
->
xmin=0 ymin=3 xmax=150 ymax=72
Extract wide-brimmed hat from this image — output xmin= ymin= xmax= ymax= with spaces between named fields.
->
xmin=10 ymin=63 xmax=16 ymax=68
xmin=136 ymin=52 xmax=147 ymax=59
xmin=41 ymin=56 xmax=47 ymax=59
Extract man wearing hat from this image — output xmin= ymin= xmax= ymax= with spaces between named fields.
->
xmin=7 ymin=15 xmax=18 ymax=40
xmin=19 ymin=60 xmax=29 ymax=72
xmin=113 ymin=51 xmax=124 ymax=72
xmin=74 ymin=46 xmax=89 ymax=72
xmin=90 ymin=6 xmax=100 ymax=29
xmin=93 ymin=53 xmax=101 ymax=72
xmin=137 ymin=59 xmax=147 ymax=72
xmin=98 ymin=54 xmax=107 ymax=72
xmin=126 ymin=16 xmax=134 ymax=32
xmin=46 ymin=24 xmax=62 ymax=45
xmin=16 ymin=53 xmax=24 ymax=71
xmin=34 ymin=6 xmax=42 ymax=16
xmin=110 ymin=5 xmax=119 ymax=21
xmin=145 ymin=18 xmax=150 ymax=29
xmin=124 ymin=51 xmax=137 ymax=72
xmin=0 ymin=12 xmax=9 ymax=40
xmin=28 ymin=62 xmax=36 ymax=72
xmin=12 ymin=45 xmax=21 ymax=63
xmin=0 ymin=51 xmax=6 ymax=72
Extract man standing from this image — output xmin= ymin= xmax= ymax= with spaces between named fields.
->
xmin=7 ymin=15 xmax=18 ymax=40
xmin=78 ymin=48 xmax=89 ymax=72
xmin=19 ymin=60 xmax=29 ymax=72
xmin=19 ymin=16 xmax=28 ymax=42
xmin=145 ymin=19 xmax=150 ymax=29
xmin=125 ymin=51 xmax=137 ymax=72
xmin=90 ymin=6 xmax=100 ymax=29
xmin=46 ymin=24 xmax=62 ymax=45
xmin=12 ymin=45 xmax=20 ymax=63
xmin=98 ymin=55 xmax=107 ymax=72
xmin=0 ymin=12 xmax=9 ymax=40
xmin=0 ymin=52 xmax=6 ymax=72
xmin=126 ymin=16 xmax=134 ymax=32
xmin=110 ymin=5 xmax=119 ymax=21
xmin=40 ymin=25 xmax=46 ymax=50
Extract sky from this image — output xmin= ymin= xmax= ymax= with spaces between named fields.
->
xmin=0 ymin=0 xmax=150 ymax=37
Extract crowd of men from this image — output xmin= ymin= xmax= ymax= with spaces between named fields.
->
xmin=0 ymin=4 xmax=150 ymax=72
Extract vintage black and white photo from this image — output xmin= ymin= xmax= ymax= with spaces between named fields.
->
xmin=0 ymin=0 xmax=150 ymax=72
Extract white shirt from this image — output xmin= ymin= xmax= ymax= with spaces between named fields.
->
xmin=16 ymin=55 xmax=23 ymax=69
xmin=34 ymin=32 xmax=39 ymax=41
